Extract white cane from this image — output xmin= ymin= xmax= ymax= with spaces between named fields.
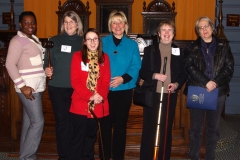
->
xmin=153 ymin=57 xmax=167 ymax=160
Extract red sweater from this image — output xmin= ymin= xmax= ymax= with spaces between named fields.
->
xmin=70 ymin=51 xmax=111 ymax=118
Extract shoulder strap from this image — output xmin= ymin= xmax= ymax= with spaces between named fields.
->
xmin=150 ymin=44 xmax=155 ymax=72
xmin=149 ymin=45 xmax=155 ymax=85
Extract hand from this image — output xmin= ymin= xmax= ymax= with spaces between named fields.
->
xmin=154 ymin=73 xmax=167 ymax=82
xmin=167 ymin=83 xmax=179 ymax=93
xmin=138 ymin=79 xmax=144 ymax=86
xmin=90 ymin=93 xmax=103 ymax=104
xmin=20 ymin=86 xmax=35 ymax=100
xmin=110 ymin=76 xmax=124 ymax=88
xmin=45 ymin=67 xmax=53 ymax=77
xmin=206 ymin=80 xmax=217 ymax=92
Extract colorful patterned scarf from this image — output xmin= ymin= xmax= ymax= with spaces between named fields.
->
xmin=86 ymin=50 xmax=99 ymax=111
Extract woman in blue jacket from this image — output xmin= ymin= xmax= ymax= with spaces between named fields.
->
xmin=99 ymin=10 xmax=141 ymax=160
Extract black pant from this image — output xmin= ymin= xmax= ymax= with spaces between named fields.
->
xmin=48 ymin=85 xmax=73 ymax=159
xmin=140 ymin=92 xmax=177 ymax=160
xmin=67 ymin=113 xmax=98 ymax=160
xmin=188 ymin=95 xmax=226 ymax=160
xmin=99 ymin=89 xmax=133 ymax=160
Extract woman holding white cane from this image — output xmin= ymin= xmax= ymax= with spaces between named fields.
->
xmin=139 ymin=20 xmax=186 ymax=160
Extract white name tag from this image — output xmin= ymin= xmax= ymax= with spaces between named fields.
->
xmin=81 ymin=62 xmax=89 ymax=71
xmin=61 ymin=45 xmax=72 ymax=53
xmin=172 ymin=47 xmax=180 ymax=56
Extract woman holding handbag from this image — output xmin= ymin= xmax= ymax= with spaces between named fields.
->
xmin=139 ymin=20 xmax=187 ymax=160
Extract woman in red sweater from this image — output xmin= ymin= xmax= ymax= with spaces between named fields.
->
xmin=67 ymin=28 xmax=111 ymax=160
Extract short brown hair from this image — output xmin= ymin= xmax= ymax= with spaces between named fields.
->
xmin=157 ymin=20 xmax=176 ymax=34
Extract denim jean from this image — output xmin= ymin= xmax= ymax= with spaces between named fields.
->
xmin=188 ymin=95 xmax=226 ymax=160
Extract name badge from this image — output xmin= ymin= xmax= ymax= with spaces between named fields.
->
xmin=61 ymin=45 xmax=72 ymax=53
xmin=81 ymin=62 xmax=89 ymax=71
xmin=172 ymin=47 xmax=180 ymax=56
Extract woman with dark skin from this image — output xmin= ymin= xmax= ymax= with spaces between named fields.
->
xmin=6 ymin=11 xmax=45 ymax=160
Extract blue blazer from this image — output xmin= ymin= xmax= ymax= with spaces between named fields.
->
xmin=102 ymin=34 xmax=142 ymax=91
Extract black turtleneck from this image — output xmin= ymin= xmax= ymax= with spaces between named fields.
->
xmin=113 ymin=35 xmax=122 ymax=46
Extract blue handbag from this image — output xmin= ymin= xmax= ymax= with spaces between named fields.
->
xmin=187 ymin=86 xmax=219 ymax=110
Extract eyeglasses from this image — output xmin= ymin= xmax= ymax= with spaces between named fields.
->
xmin=63 ymin=21 xmax=76 ymax=25
xmin=198 ymin=24 xmax=210 ymax=31
xmin=86 ymin=38 xmax=99 ymax=43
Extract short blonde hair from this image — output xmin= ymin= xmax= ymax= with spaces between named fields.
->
xmin=108 ymin=10 xmax=129 ymax=35
xmin=60 ymin=11 xmax=83 ymax=36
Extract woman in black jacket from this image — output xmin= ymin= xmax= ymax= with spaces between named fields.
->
xmin=139 ymin=20 xmax=186 ymax=160
xmin=183 ymin=16 xmax=234 ymax=160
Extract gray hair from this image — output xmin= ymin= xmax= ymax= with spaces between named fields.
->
xmin=60 ymin=11 xmax=83 ymax=36
xmin=195 ymin=16 xmax=215 ymax=36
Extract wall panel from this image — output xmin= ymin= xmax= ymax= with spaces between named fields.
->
xmin=215 ymin=0 xmax=240 ymax=114
xmin=24 ymin=0 xmax=215 ymax=40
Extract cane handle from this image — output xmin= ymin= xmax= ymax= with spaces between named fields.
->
xmin=47 ymin=48 xmax=52 ymax=79
xmin=163 ymin=57 xmax=167 ymax=75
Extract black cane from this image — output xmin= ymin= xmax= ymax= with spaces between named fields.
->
xmin=89 ymin=101 xmax=105 ymax=160
xmin=42 ymin=39 xmax=54 ymax=79
xmin=162 ymin=57 xmax=167 ymax=76
xmin=163 ymin=90 xmax=171 ymax=160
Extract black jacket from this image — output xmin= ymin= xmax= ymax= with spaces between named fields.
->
xmin=139 ymin=43 xmax=187 ymax=92
xmin=183 ymin=36 xmax=234 ymax=96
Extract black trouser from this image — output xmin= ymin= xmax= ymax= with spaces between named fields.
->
xmin=67 ymin=113 xmax=98 ymax=160
xmin=99 ymin=89 xmax=133 ymax=160
xmin=188 ymin=95 xmax=226 ymax=160
xmin=140 ymin=92 xmax=177 ymax=160
xmin=48 ymin=85 xmax=73 ymax=159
